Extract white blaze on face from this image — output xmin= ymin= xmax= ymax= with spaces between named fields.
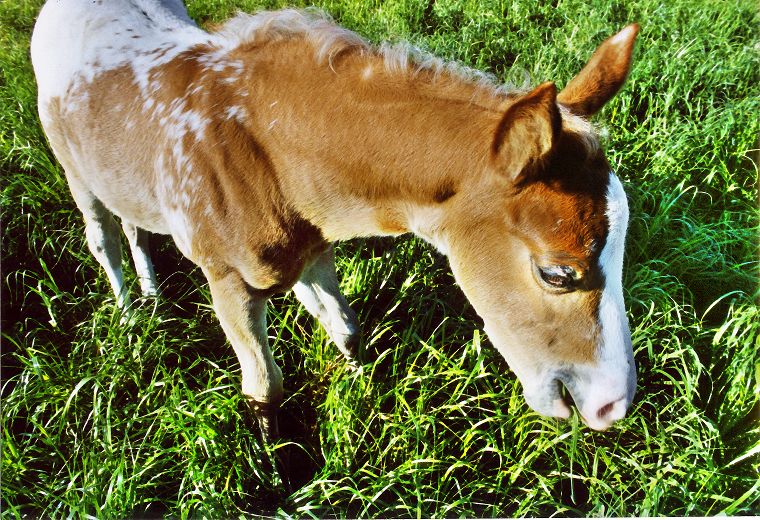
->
xmin=598 ymin=173 xmax=630 ymax=363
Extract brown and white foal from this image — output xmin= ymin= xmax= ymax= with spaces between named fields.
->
xmin=32 ymin=0 xmax=639 ymax=439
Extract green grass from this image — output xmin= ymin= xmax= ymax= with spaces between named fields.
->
xmin=2 ymin=0 xmax=758 ymax=517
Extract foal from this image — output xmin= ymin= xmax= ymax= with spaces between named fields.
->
xmin=32 ymin=0 xmax=639 ymax=439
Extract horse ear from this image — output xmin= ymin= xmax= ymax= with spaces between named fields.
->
xmin=491 ymin=81 xmax=561 ymax=184
xmin=557 ymin=24 xmax=639 ymax=117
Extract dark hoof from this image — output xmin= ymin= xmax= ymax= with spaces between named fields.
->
xmin=246 ymin=398 xmax=280 ymax=444
xmin=343 ymin=333 xmax=363 ymax=363
xmin=350 ymin=335 xmax=378 ymax=366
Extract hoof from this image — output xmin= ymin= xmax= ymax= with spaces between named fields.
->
xmin=341 ymin=332 xmax=362 ymax=362
xmin=246 ymin=398 xmax=280 ymax=443
xmin=345 ymin=333 xmax=377 ymax=366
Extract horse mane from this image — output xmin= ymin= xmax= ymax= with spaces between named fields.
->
xmin=210 ymin=8 xmax=514 ymax=98
xmin=209 ymin=8 xmax=599 ymax=149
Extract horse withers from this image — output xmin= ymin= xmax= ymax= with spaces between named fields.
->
xmin=31 ymin=0 xmax=638 ymax=439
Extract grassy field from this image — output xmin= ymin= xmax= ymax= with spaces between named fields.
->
xmin=1 ymin=0 xmax=758 ymax=517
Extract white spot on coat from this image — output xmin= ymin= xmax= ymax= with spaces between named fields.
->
xmin=224 ymin=105 xmax=246 ymax=122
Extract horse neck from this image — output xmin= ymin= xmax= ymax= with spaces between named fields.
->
xmin=237 ymin=44 xmax=506 ymax=243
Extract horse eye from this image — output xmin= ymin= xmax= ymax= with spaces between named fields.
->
xmin=538 ymin=265 xmax=577 ymax=289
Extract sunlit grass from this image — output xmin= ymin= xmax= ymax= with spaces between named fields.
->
xmin=2 ymin=0 xmax=758 ymax=517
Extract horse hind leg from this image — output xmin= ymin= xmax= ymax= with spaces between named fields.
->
xmin=122 ymin=221 xmax=158 ymax=297
xmin=68 ymin=180 xmax=129 ymax=307
xmin=292 ymin=246 xmax=361 ymax=363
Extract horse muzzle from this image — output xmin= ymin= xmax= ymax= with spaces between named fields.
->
xmin=522 ymin=353 xmax=637 ymax=431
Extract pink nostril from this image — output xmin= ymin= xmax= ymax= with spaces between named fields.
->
xmin=583 ymin=398 xmax=629 ymax=430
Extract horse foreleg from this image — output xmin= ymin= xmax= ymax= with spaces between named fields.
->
xmin=66 ymin=174 xmax=129 ymax=308
xmin=292 ymin=246 xmax=361 ymax=363
xmin=204 ymin=267 xmax=283 ymax=442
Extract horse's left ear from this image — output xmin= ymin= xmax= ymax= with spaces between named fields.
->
xmin=491 ymin=81 xmax=562 ymax=185
xmin=557 ymin=24 xmax=639 ymax=117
